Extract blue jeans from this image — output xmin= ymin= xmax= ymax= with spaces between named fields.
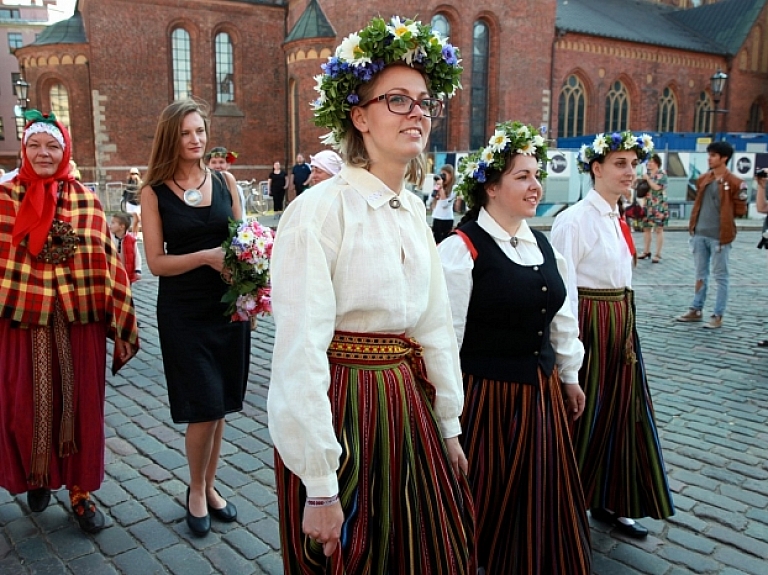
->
xmin=690 ymin=235 xmax=731 ymax=317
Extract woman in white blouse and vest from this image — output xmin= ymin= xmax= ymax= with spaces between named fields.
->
xmin=267 ymin=16 xmax=474 ymax=574
xmin=550 ymin=132 xmax=674 ymax=539
xmin=438 ymin=121 xmax=591 ymax=575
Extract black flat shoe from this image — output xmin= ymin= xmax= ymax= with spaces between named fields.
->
xmin=758 ymin=340 xmax=768 ymax=348
xmin=186 ymin=488 xmax=211 ymax=537
xmin=72 ymin=499 xmax=106 ymax=533
xmin=590 ymin=508 xmax=648 ymax=539
xmin=27 ymin=488 xmax=51 ymax=512
xmin=207 ymin=488 xmax=237 ymax=523
xmin=638 ymin=252 xmax=651 ymax=260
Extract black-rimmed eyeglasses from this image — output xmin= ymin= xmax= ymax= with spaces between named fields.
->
xmin=359 ymin=93 xmax=443 ymax=118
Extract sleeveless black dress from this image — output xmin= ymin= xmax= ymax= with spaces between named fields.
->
xmin=153 ymin=173 xmax=250 ymax=423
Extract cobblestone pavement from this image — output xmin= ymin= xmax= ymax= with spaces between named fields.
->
xmin=1 ymin=228 xmax=768 ymax=575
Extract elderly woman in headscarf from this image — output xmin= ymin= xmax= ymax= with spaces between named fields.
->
xmin=0 ymin=110 xmax=139 ymax=534
xmin=308 ymin=149 xmax=343 ymax=186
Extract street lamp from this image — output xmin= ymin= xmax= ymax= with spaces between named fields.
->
xmin=14 ymin=77 xmax=29 ymax=140
xmin=709 ymin=70 xmax=728 ymax=140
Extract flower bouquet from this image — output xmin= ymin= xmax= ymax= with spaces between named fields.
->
xmin=220 ymin=218 xmax=274 ymax=328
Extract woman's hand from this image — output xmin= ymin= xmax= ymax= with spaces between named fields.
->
xmin=562 ymin=383 xmax=586 ymax=420
xmin=114 ymin=338 xmax=137 ymax=362
xmin=302 ymin=502 xmax=344 ymax=557
xmin=444 ymin=436 xmax=468 ymax=476
xmin=202 ymin=246 xmax=226 ymax=273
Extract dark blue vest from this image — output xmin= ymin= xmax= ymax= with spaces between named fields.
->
xmin=459 ymin=221 xmax=566 ymax=384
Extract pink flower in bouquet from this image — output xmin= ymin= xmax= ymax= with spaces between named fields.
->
xmin=221 ymin=218 xmax=274 ymax=322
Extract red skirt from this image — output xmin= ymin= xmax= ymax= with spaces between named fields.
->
xmin=275 ymin=332 xmax=475 ymax=575
xmin=0 ymin=318 xmax=108 ymax=494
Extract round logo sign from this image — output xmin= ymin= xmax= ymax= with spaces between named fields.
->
xmin=736 ymin=156 xmax=752 ymax=175
xmin=550 ymin=153 xmax=567 ymax=174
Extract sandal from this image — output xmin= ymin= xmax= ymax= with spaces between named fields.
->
xmin=638 ymin=252 xmax=651 ymax=260
xmin=652 ymin=256 xmax=661 ymax=263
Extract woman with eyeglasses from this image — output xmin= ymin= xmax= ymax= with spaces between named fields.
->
xmin=268 ymin=16 xmax=475 ymax=574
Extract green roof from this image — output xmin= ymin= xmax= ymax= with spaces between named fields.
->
xmin=668 ymin=0 xmax=767 ymax=56
xmin=285 ymin=0 xmax=335 ymax=43
xmin=31 ymin=11 xmax=86 ymax=46
xmin=557 ymin=0 xmax=766 ymax=56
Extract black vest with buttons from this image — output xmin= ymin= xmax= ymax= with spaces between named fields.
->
xmin=459 ymin=221 xmax=566 ymax=385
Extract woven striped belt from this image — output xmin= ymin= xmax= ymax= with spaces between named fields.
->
xmin=577 ymin=287 xmax=637 ymax=365
xmin=327 ymin=331 xmax=434 ymax=402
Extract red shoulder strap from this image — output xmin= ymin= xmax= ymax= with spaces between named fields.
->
xmin=454 ymin=229 xmax=478 ymax=261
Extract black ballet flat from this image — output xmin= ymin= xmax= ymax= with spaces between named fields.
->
xmin=590 ymin=508 xmax=648 ymax=539
xmin=27 ymin=488 xmax=51 ymax=512
xmin=207 ymin=488 xmax=237 ymax=522
xmin=186 ymin=488 xmax=211 ymax=536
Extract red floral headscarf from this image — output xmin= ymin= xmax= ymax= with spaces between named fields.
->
xmin=11 ymin=110 xmax=75 ymax=256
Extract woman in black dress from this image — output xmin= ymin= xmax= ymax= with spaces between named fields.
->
xmin=141 ymin=100 xmax=250 ymax=537
xmin=268 ymin=161 xmax=287 ymax=213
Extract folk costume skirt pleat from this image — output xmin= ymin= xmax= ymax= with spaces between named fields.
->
xmin=0 ymin=317 xmax=108 ymax=494
xmin=574 ymin=288 xmax=674 ymax=520
xmin=275 ymin=332 xmax=475 ymax=575
xmin=461 ymin=368 xmax=592 ymax=575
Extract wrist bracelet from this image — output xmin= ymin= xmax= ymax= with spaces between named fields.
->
xmin=305 ymin=494 xmax=339 ymax=507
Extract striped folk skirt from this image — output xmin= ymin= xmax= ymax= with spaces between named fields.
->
xmin=275 ymin=332 xmax=475 ymax=575
xmin=461 ymin=368 xmax=592 ymax=575
xmin=574 ymin=287 xmax=675 ymax=519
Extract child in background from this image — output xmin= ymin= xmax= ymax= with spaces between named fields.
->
xmin=110 ymin=212 xmax=142 ymax=283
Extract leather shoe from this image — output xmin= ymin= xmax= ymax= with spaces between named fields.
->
xmin=72 ymin=499 xmax=106 ymax=533
xmin=186 ymin=488 xmax=211 ymax=537
xmin=207 ymin=488 xmax=237 ymax=522
xmin=27 ymin=488 xmax=51 ymax=512
xmin=590 ymin=508 xmax=648 ymax=539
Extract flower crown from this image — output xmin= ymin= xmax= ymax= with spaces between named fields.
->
xmin=312 ymin=16 xmax=463 ymax=147
xmin=577 ymin=132 xmax=653 ymax=173
xmin=455 ymin=121 xmax=548 ymax=210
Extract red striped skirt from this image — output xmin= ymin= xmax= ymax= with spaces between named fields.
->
xmin=275 ymin=332 xmax=475 ymax=575
xmin=0 ymin=318 xmax=108 ymax=494
xmin=574 ymin=287 xmax=674 ymax=519
xmin=461 ymin=368 xmax=592 ymax=575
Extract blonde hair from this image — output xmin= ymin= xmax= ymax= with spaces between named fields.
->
xmin=339 ymin=65 xmax=428 ymax=187
xmin=145 ymin=99 xmax=210 ymax=186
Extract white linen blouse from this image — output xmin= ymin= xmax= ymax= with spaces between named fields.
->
xmin=549 ymin=189 xmax=633 ymax=318
xmin=437 ymin=208 xmax=584 ymax=385
xmin=267 ymin=166 xmax=464 ymax=498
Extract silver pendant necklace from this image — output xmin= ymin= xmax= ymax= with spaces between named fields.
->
xmin=174 ymin=169 xmax=208 ymax=206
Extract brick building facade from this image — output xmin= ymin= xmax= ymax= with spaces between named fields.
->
xmin=11 ymin=0 xmax=768 ymax=184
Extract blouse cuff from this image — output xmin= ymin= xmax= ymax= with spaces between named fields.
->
xmin=438 ymin=416 xmax=462 ymax=439
xmin=560 ymin=369 xmax=581 ymax=385
xmin=302 ymin=473 xmax=340 ymax=499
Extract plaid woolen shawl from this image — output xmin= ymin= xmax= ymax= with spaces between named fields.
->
xmin=0 ymin=179 xmax=138 ymax=345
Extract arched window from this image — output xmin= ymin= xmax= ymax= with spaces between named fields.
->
xmin=748 ymin=101 xmax=764 ymax=132
xmin=49 ymin=83 xmax=70 ymax=129
xmin=657 ymin=86 xmax=677 ymax=132
xmin=470 ymin=21 xmax=489 ymax=149
xmin=171 ymin=28 xmax=192 ymax=100
xmin=604 ymin=80 xmax=629 ymax=132
xmin=430 ymin=14 xmax=450 ymax=151
xmin=693 ymin=91 xmax=712 ymax=133
xmin=215 ymin=32 xmax=235 ymax=104
xmin=558 ymin=75 xmax=586 ymax=138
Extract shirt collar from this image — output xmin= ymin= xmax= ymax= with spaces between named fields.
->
xmin=477 ymin=207 xmax=536 ymax=244
xmin=585 ymin=188 xmax=620 ymax=217
xmin=339 ymin=165 xmax=415 ymax=214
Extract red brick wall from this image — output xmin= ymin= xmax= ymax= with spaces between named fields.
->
xmin=287 ymin=0 xmax=556 ymax=151
xmin=554 ymin=34 xmax=728 ymax=136
xmin=80 ymin=0 xmax=288 ymax=183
